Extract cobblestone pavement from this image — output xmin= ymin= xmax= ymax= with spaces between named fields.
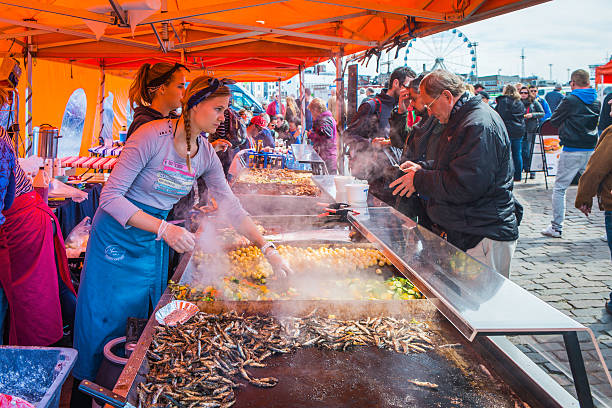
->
xmin=509 ymin=177 xmax=612 ymax=405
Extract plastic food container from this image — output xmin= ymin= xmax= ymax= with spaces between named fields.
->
xmin=0 ymin=346 xmax=77 ymax=408
xmin=346 ymin=183 xmax=369 ymax=206
xmin=155 ymin=300 xmax=199 ymax=326
xmin=333 ymin=176 xmax=354 ymax=202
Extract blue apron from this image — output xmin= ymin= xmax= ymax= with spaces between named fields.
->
xmin=73 ymin=199 xmax=169 ymax=380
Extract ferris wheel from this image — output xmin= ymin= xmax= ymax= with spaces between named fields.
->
xmin=404 ymin=29 xmax=478 ymax=80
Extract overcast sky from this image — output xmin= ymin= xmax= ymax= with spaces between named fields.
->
xmin=355 ymin=0 xmax=611 ymax=83
xmin=458 ymin=0 xmax=611 ymax=81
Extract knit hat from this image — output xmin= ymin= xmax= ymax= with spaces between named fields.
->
xmin=250 ymin=115 xmax=266 ymax=128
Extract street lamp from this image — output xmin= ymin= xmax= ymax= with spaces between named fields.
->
xmin=549 ymin=63 xmax=553 ymax=81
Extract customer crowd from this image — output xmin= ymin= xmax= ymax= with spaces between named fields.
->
xmin=1 ymin=59 xmax=611 ymax=408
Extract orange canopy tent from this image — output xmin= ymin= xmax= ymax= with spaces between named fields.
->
xmin=0 ymin=0 xmax=550 ymax=156
xmin=595 ymin=59 xmax=612 ymax=86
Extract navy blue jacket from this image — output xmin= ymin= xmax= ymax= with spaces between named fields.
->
xmin=545 ymin=90 xmax=564 ymax=112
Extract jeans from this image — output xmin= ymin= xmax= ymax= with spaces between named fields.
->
xmin=606 ymin=211 xmax=612 ymax=307
xmin=466 ymin=238 xmax=518 ymax=278
xmin=551 ymin=150 xmax=592 ymax=231
xmin=522 ymin=132 xmax=537 ymax=173
xmin=509 ymin=138 xmax=523 ymax=181
xmin=0 ymin=286 xmax=6 ymax=344
xmin=606 ymin=211 xmax=612 ymax=260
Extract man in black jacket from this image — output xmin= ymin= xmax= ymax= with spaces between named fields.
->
xmin=389 ymin=70 xmax=520 ymax=277
xmin=389 ymin=72 xmax=444 ymax=225
xmin=344 ymin=66 xmax=416 ymax=204
xmin=541 ymin=69 xmax=601 ymax=238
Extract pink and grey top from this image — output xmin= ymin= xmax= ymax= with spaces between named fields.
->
xmin=99 ymin=118 xmax=248 ymax=227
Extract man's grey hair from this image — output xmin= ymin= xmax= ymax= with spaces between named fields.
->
xmin=420 ymin=69 xmax=466 ymax=98
xmin=554 ymin=83 xmax=562 ymax=90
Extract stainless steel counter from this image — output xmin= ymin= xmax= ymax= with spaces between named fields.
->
xmin=110 ymin=207 xmax=607 ymax=408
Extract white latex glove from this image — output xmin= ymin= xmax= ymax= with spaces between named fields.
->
xmin=264 ymin=248 xmax=293 ymax=278
xmin=163 ymin=224 xmax=196 ymax=253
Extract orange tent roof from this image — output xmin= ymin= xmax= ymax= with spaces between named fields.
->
xmin=1 ymin=0 xmax=550 ymax=80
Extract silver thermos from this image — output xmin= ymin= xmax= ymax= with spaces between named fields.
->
xmin=37 ymin=124 xmax=61 ymax=177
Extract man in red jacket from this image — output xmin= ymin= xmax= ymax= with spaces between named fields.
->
xmin=266 ymin=94 xmax=286 ymax=117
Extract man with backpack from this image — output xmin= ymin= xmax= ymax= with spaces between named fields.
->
xmin=344 ymin=66 xmax=416 ymax=204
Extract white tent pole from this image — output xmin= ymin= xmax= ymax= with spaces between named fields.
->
xmin=95 ymin=63 xmax=106 ymax=147
xmin=335 ymin=50 xmax=345 ymax=174
xmin=25 ymin=38 xmax=33 ymax=157
xmin=299 ymin=65 xmax=306 ymax=143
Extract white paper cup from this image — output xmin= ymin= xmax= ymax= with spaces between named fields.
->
xmin=346 ymin=183 xmax=369 ymax=206
xmin=334 ymin=176 xmax=354 ymax=202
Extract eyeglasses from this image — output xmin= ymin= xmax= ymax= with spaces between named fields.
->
xmin=424 ymin=93 xmax=442 ymax=112
xmin=520 ymin=91 xmax=529 ymax=95
xmin=529 ymin=90 xmax=537 ymax=93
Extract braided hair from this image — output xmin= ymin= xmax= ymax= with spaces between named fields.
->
xmin=181 ymin=76 xmax=231 ymax=172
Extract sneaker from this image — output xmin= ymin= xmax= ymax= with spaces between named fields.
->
xmin=541 ymin=225 xmax=562 ymax=238
xmin=529 ymin=172 xmax=536 ymax=179
xmin=601 ymin=235 xmax=608 ymax=242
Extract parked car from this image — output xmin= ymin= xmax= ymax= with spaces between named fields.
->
xmin=228 ymin=83 xmax=264 ymax=115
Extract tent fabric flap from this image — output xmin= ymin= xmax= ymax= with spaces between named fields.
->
xmin=0 ymin=0 xmax=551 ymax=156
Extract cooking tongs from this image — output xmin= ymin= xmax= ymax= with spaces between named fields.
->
xmin=316 ymin=202 xmax=360 ymax=221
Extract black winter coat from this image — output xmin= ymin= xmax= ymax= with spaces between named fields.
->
xmin=345 ymin=91 xmax=395 ymax=148
xmin=494 ymin=95 xmax=526 ymax=139
xmin=394 ymin=113 xmax=443 ymax=226
xmin=413 ymin=96 xmax=520 ymax=250
xmin=598 ymin=93 xmax=612 ymax=133
xmin=550 ymin=94 xmax=601 ymax=149
xmin=522 ymin=98 xmax=544 ymax=133
xmin=399 ymin=113 xmax=443 ymax=164
xmin=344 ymin=91 xmax=397 ymax=204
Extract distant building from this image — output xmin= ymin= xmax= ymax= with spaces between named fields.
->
xmin=477 ymin=75 xmax=520 ymax=92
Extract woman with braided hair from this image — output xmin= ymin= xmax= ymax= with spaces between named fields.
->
xmin=71 ymin=75 xmax=293 ymax=404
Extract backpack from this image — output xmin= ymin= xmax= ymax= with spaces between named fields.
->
xmin=214 ymin=108 xmax=246 ymax=147
xmin=365 ymin=97 xmax=383 ymax=130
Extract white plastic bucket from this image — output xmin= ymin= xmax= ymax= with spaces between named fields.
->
xmin=346 ymin=183 xmax=369 ymax=206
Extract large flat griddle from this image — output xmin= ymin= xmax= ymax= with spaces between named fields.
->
xmin=120 ymin=301 xmax=534 ymax=407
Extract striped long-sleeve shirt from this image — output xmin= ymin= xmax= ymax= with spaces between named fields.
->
xmin=0 ymin=127 xmax=33 ymax=197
